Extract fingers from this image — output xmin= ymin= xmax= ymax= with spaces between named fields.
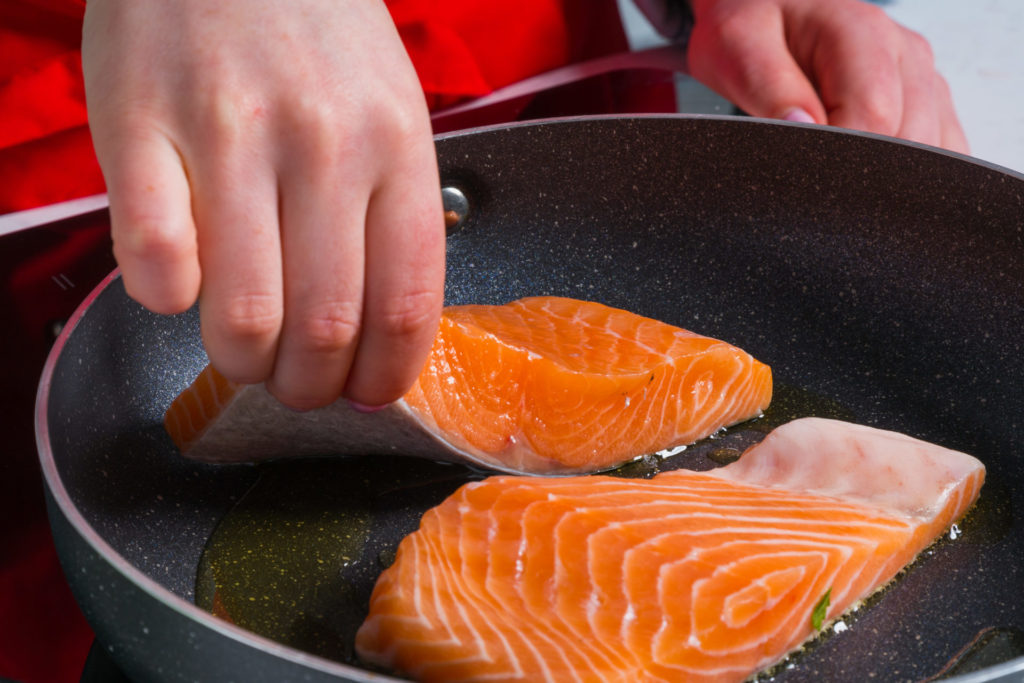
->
xmin=818 ymin=10 xmax=968 ymax=153
xmin=799 ymin=2 xmax=968 ymax=152
xmin=84 ymin=0 xmax=201 ymax=315
xmin=344 ymin=122 xmax=446 ymax=407
xmin=687 ymin=0 xmax=969 ymax=153
xmin=814 ymin=6 xmax=929 ymax=142
xmin=890 ymin=29 xmax=941 ymax=147
xmin=191 ymin=124 xmax=284 ymax=385
xmin=99 ymin=127 xmax=202 ymax=315
xmin=936 ymin=76 xmax=970 ymax=154
xmin=812 ymin=9 xmax=905 ymax=137
xmin=83 ymin=0 xmax=446 ymax=411
xmin=265 ymin=100 xmax=445 ymax=411
xmin=263 ymin=116 xmax=367 ymax=410
xmin=687 ymin=1 xmax=827 ymax=123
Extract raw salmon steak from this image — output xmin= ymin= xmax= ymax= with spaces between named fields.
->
xmin=164 ymin=297 xmax=772 ymax=474
xmin=355 ymin=418 xmax=985 ymax=682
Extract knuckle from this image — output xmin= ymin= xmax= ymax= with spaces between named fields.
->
xmin=687 ymin=5 xmax=773 ymax=88
xmin=195 ymin=88 xmax=267 ymax=151
xmin=112 ymin=214 xmax=194 ymax=264
xmin=856 ymin=93 xmax=901 ymax=136
xmin=375 ymin=289 xmax=442 ymax=340
xmin=217 ymin=293 xmax=283 ymax=342
xmin=280 ymin=94 xmax=350 ymax=168
xmin=288 ymin=91 xmax=339 ymax=130
xmin=701 ymin=7 xmax=754 ymax=53
xmin=849 ymin=4 xmax=903 ymax=52
xmin=90 ymin=100 xmax=166 ymax=149
xmin=293 ymin=300 xmax=362 ymax=354
xmin=377 ymin=103 xmax=426 ymax=151
xmin=356 ymin=77 xmax=431 ymax=156
xmin=852 ymin=2 xmax=890 ymax=28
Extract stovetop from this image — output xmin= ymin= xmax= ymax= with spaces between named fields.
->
xmin=0 ymin=206 xmax=117 ymax=683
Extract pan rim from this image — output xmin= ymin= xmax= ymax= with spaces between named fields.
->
xmin=433 ymin=112 xmax=1024 ymax=181
xmin=33 ymin=114 xmax=1024 ymax=682
xmin=34 ymin=268 xmax=404 ymax=681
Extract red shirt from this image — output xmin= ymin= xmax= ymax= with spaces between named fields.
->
xmin=0 ymin=0 xmax=631 ymax=213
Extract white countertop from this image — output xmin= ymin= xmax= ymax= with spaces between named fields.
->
xmin=620 ymin=0 xmax=1024 ymax=174
xmin=886 ymin=0 xmax=1022 ymax=174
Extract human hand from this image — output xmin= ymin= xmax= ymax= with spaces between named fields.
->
xmin=686 ymin=0 xmax=969 ymax=153
xmin=82 ymin=0 xmax=445 ymax=411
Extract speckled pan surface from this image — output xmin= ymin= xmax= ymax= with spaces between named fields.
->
xmin=38 ymin=116 xmax=1024 ymax=682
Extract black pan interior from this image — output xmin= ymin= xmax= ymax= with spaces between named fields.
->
xmin=44 ymin=116 xmax=1024 ymax=681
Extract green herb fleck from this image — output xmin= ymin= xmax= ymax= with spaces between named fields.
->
xmin=811 ymin=588 xmax=832 ymax=631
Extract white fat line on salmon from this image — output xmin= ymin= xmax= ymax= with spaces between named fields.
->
xmin=532 ymin=485 xmax=901 ymax=511
xmin=423 ymin=534 xmax=532 ymax=679
xmin=575 ymin=510 xmax=919 ymax=536
xmin=670 ymin=575 xmax=849 ymax=670
xmin=539 ymin=504 xmax=921 ymax=537
xmin=517 ymin=484 xmax=911 ymax=512
xmin=464 ymin=491 xmax=920 ymax=536
xmin=446 ymin=520 xmax=621 ymax=678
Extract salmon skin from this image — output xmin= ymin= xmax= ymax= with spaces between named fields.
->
xmin=164 ymin=297 xmax=772 ymax=475
xmin=355 ymin=418 xmax=985 ymax=682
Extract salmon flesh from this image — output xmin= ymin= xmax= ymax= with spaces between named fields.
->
xmin=164 ymin=297 xmax=772 ymax=475
xmin=355 ymin=417 xmax=985 ymax=682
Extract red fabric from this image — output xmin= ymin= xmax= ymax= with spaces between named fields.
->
xmin=0 ymin=9 xmax=97 ymax=681
xmin=0 ymin=1 xmax=100 ymax=213
xmin=0 ymin=219 xmax=111 ymax=683
xmin=0 ymin=523 xmax=94 ymax=683
xmin=0 ymin=0 xmax=630 ymax=214
xmin=0 ymin=1 xmax=630 ymax=681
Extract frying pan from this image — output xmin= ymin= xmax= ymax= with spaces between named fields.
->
xmin=37 ymin=116 xmax=1024 ymax=682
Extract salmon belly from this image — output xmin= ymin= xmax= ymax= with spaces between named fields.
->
xmin=164 ymin=297 xmax=772 ymax=474
xmin=354 ymin=418 xmax=985 ymax=682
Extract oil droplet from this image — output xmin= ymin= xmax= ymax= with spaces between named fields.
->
xmin=613 ymin=453 xmax=662 ymax=479
xmin=378 ymin=548 xmax=397 ymax=569
xmin=706 ymin=447 xmax=742 ymax=466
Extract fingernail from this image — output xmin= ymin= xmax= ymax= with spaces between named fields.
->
xmin=349 ymin=401 xmax=389 ymax=414
xmin=782 ymin=107 xmax=816 ymax=124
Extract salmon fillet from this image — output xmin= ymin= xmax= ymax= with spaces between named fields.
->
xmin=164 ymin=297 xmax=772 ymax=474
xmin=354 ymin=417 xmax=985 ymax=682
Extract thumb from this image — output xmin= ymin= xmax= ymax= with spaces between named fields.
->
xmin=687 ymin=3 xmax=825 ymax=124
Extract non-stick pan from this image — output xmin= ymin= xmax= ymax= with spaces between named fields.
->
xmin=37 ymin=116 xmax=1024 ymax=682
